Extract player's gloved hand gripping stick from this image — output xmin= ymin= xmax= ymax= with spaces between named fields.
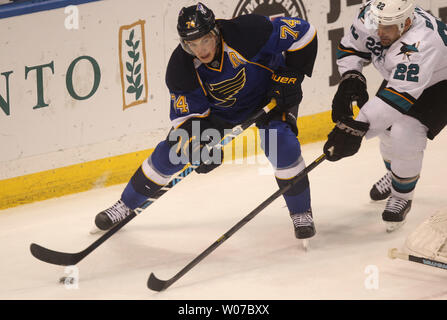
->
xmin=29 ymin=99 xmax=278 ymax=266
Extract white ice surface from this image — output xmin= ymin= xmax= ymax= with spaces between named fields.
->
xmin=1 ymin=131 xmax=446 ymax=300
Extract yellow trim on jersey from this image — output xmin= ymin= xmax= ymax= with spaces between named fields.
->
xmin=384 ymin=88 xmax=415 ymax=105
xmin=336 ymin=45 xmax=356 ymax=54
xmin=275 ymin=175 xmax=298 ymax=181
xmin=195 ymin=69 xmax=208 ymax=96
xmin=173 ymin=109 xmax=211 ymax=129
xmin=287 ymin=30 xmax=317 ymax=52
xmin=224 ymin=42 xmax=274 ymax=73
xmin=281 ymin=19 xmax=301 ymax=28
xmin=228 ymin=51 xmax=246 ymax=69
xmin=204 ymin=37 xmax=225 ymax=72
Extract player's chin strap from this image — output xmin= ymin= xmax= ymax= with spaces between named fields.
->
xmin=29 ymin=99 xmax=278 ymax=267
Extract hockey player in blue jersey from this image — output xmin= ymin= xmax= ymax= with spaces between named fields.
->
xmin=94 ymin=3 xmax=318 ymax=239
xmin=323 ymin=0 xmax=447 ymax=231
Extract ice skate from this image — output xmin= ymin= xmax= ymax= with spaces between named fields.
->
xmin=92 ymin=200 xmax=133 ymax=232
xmin=291 ymin=209 xmax=315 ymax=250
xmin=382 ymin=196 xmax=412 ymax=232
xmin=370 ymin=171 xmax=392 ymax=201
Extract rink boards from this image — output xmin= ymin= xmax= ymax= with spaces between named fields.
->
xmin=1 ymin=0 xmax=446 ymax=209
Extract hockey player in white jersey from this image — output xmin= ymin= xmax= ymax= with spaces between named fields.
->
xmin=323 ymin=0 xmax=447 ymax=231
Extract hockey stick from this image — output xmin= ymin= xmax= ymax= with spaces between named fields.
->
xmin=147 ymin=153 xmax=327 ymax=291
xmin=29 ymin=99 xmax=277 ymax=266
xmin=388 ymin=248 xmax=447 ymax=271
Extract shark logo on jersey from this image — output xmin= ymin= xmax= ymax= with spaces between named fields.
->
xmin=397 ymin=41 xmax=420 ymax=61
xmin=206 ymin=68 xmax=246 ymax=107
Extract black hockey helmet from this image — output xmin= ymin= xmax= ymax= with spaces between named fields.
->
xmin=177 ymin=2 xmax=216 ymax=41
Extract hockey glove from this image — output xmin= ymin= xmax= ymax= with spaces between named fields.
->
xmin=194 ymin=129 xmax=224 ymax=174
xmin=167 ymin=118 xmax=223 ymax=174
xmin=195 ymin=144 xmax=223 ymax=174
xmin=323 ymin=118 xmax=369 ymax=162
xmin=332 ymin=70 xmax=369 ymax=122
xmin=268 ymin=67 xmax=304 ymax=113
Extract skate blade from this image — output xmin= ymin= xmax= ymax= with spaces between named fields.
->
xmin=302 ymin=239 xmax=310 ymax=251
xmin=385 ymin=220 xmax=406 ymax=233
xmin=89 ymin=226 xmax=105 ymax=235
xmin=369 ymin=198 xmax=389 ymax=204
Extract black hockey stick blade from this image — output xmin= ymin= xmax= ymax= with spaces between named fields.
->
xmin=30 ymin=243 xmax=83 ymax=266
xmin=30 ymin=211 xmax=137 ymax=266
xmin=147 ymin=272 xmax=172 ymax=292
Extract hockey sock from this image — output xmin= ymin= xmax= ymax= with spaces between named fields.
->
xmin=121 ymin=166 xmax=164 ymax=210
xmin=259 ymin=120 xmax=311 ymax=213
xmin=276 ymin=175 xmax=311 ymax=213
xmin=121 ymin=141 xmax=185 ymax=210
xmin=384 ymin=159 xmax=391 ymax=171
xmin=391 ymin=171 xmax=420 ymax=200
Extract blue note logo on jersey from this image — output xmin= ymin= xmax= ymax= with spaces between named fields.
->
xmin=232 ymin=0 xmax=307 ymax=20
xmin=397 ymin=41 xmax=420 ymax=61
xmin=206 ymin=68 xmax=246 ymax=107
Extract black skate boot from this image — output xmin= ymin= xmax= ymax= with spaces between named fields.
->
xmin=95 ymin=200 xmax=133 ymax=231
xmin=382 ymin=196 xmax=412 ymax=232
xmin=370 ymin=171 xmax=392 ymax=201
xmin=290 ymin=209 xmax=316 ymax=239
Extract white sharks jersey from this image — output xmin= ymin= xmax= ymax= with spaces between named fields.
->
xmin=337 ymin=3 xmax=447 ymax=117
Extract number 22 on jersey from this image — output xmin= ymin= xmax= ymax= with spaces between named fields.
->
xmin=393 ymin=64 xmax=420 ymax=82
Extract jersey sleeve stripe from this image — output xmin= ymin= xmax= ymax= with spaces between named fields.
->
xmin=287 ymin=24 xmax=316 ymax=52
xmin=171 ymin=109 xmax=211 ymax=129
xmin=377 ymin=87 xmax=417 ymax=112
xmin=336 ymin=44 xmax=371 ymax=60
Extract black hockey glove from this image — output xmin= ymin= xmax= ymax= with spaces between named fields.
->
xmin=323 ymin=118 xmax=369 ymax=162
xmin=194 ymin=129 xmax=224 ymax=174
xmin=332 ymin=70 xmax=369 ymax=122
xmin=268 ymin=67 xmax=304 ymax=113
xmin=195 ymin=144 xmax=223 ymax=174
xmin=167 ymin=118 xmax=223 ymax=174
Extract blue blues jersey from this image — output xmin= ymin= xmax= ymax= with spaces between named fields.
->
xmin=166 ymin=14 xmax=317 ymax=127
